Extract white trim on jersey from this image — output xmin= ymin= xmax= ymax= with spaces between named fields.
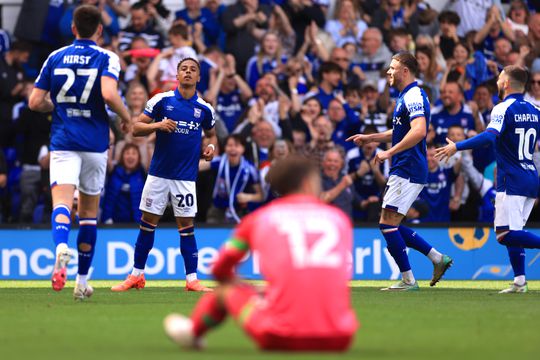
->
xmin=144 ymin=91 xmax=175 ymax=116
xmin=487 ymin=98 xmax=517 ymax=134
xmin=89 ymin=45 xmax=121 ymax=79
xmin=403 ymin=86 xmax=426 ymax=119
xmin=195 ymin=97 xmax=217 ymax=127
xmin=35 ymin=45 xmax=70 ymax=85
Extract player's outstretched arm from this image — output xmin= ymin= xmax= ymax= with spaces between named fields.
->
xmin=435 ymin=130 xmax=497 ymax=162
xmin=101 ymin=76 xmax=131 ymax=133
xmin=29 ymin=88 xmax=54 ymax=113
xmin=133 ymin=113 xmax=176 ymax=136
xmin=346 ymin=129 xmax=392 ymax=146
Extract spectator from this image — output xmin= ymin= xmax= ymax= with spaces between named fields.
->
xmin=118 ymin=2 xmax=164 ymax=51
xmin=431 ymin=82 xmax=483 ymax=145
xmin=141 ymin=0 xmax=173 ymax=37
xmin=198 ymin=46 xmax=224 ymax=95
xmin=437 ymin=10 xmax=461 ymax=60
xmin=122 ymin=37 xmax=156 ymax=92
xmin=176 ymin=0 xmax=220 ymax=47
xmin=330 ymin=46 xmax=361 ymax=89
xmin=506 ymin=0 xmax=529 ymax=36
xmin=359 ymin=80 xmax=389 ymax=134
xmin=327 ymin=98 xmax=359 ymax=150
xmin=102 ymin=143 xmax=146 ymax=224
xmin=204 ymin=134 xmax=263 ymax=223
xmin=60 ymin=0 xmax=120 ymax=44
xmin=416 ymin=45 xmax=444 ymax=102
xmin=0 ymin=41 xmax=31 ymax=148
xmin=282 ymin=0 xmax=326 ymax=53
xmin=268 ymin=4 xmax=296 ymax=56
xmin=451 ymin=0 xmax=496 ymax=37
xmin=388 ymin=28 xmax=413 ymax=53
xmin=306 ymin=61 xmax=342 ymax=110
xmin=353 ymin=27 xmax=392 ymax=84
xmin=114 ymin=82 xmax=155 ymax=171
xmin=324 ymin=0 xmax=367 ymax=47
xmin=242 ymin=120 xmax=278 ymax=169
xmin=15 ymin=81 xmax=51 ymax=223
xmin=221 ymin=0 xmax=272 ymax=75
xmin=0 ymin=149 xmax=7 ymax=223
xmin=370 ymin=0 xmax=419 ymax=40
xmin=525 ymin=71 xmax=540 ymax=107
xmin=301 ymin=115 xmax=344 ymax=168
xmin=460 ymin=150 xmax=496 ymax=223
xmin=206 ymin=54 xmax=252 ymax=133
xmin=471 ymin=83 xmax=496 ymax=173
xmin=291 ymin=96 xmax=323 ymax=144
xmin=417 ymin=144 xmax=463 ymax=222
xmin=345 ymin=126 xmax=387 ymax=221
xmin=260 ymin=139 xmax=294 ymax=203
xmin=473 ymin=5 xmax=515 ymax=62
xmin=147 ymin=23 xmax=197 ymax=93
xmin=320 ymin=148 xmax=357 ymax=218
xmin=245 ymin=31 xmax=288 ymax=90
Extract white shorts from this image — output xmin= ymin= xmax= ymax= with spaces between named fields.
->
xmin=140 ymin=175 xmax=197 ymax=218
xmin=494 ymin=192 xmax=535 ymax=231
xmin=49 ymin=150 xmax=108 ymax=196
xmin=382 ymin=175 xmax=425 ymax=216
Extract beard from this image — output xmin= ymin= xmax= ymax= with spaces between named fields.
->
xmin=498 ymin=87 xmax=505 ymax=100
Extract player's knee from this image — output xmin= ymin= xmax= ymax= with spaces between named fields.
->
xmin=496 ymin=230 xmax=510 ymax=244
xmin=78 ymin=242 xmax=92 ymax=252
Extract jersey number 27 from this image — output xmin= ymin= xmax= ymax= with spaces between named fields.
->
xmin=54 ymin=68 xmax=98 ymax=104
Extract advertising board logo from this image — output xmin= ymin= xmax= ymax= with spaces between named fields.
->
xmin=449 ymin=227 xmax=490 ymax=251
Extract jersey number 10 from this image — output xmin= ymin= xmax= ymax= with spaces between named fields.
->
xmin=53 ymin=68 xmax=98 ymax=104
xmin=515 ymin=128 xmax=536 ymax=161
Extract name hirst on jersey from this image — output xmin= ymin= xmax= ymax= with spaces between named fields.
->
xmin=514 ymin=113 xmax=539 ymax=122
xmin=63 ymin=55 xmax=92 ymax=65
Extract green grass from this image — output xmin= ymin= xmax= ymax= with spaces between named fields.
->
xmin=1 ymin=281 xmax=539 ymax=360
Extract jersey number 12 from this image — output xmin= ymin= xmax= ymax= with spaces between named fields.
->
xmin=54 ymin=68 xmax=98 ymax=104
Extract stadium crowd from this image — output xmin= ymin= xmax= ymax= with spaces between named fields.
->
xmin=1 ymin=0 xmax=540 ymax=225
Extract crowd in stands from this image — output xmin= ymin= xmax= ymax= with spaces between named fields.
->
xmin=1 ymin=0 xmax=540 ymax=225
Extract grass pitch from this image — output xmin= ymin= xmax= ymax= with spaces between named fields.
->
xmin=1 ymin=280 xmax=539 ymax=360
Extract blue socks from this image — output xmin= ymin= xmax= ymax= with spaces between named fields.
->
xmin=399 ymin=225 xmax=433 ymax=256
xmin=52 ymin=205 xmax=71 ymax=248
xmin=133 ymin=219 xmax=156 ymax=270
xmin=506 ymin=246 xmax=525 ymax=277
xmin=180 ymin=226 xmax=198 ymax=277
xmin=499 ymin=230 xmax=540 ymax=249
xmin=77 ymin=218 xmax=97 ymax=275
xmin=380 ymin=224 xmax=411 ymax=272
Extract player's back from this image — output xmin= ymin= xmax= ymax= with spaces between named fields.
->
xmin=35 ymin=39 xmax=120 ymax=153
xmin=248 ymin=194 xmax=357 ymax=338
xmin=488 ymin=94 xmax=540 ymax=198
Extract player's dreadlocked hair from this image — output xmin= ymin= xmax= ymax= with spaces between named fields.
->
xmin=266 ymin=155 xmax=319 ymax=196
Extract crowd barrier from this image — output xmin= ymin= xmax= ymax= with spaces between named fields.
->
xmin=1 ymin=226 xmax=539 ymax=280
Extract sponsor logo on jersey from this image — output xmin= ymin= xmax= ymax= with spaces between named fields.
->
xmin=145 ymin=198 xmax=153 ymax=207
xmin=166 ymin=105 xmax=174 ymax=111
xmin=194 ymin=108 xmax=201 ymax=118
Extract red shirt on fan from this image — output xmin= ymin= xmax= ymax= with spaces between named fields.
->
xmin=212 ymin=194 xmax=358 ymax=339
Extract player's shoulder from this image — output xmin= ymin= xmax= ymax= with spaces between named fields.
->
xmin=492 ymin=97 xmax=516 ymax=116
xmin=403 ymin=85 xmax=424 ymax=103
xmin=145 ymin=90 xmax=175 ymax=112
xmin=44 ymin=45 xmax=72 ymax=62
xmin=195 ymin=96 xmax=216 ymax=114
xmin=89 ymin=44 xmax=120 ymax=62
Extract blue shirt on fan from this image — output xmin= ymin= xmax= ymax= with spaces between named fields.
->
xmin=34 ymin=39 xmax=120 ymax=153
xmin=390 ymin=81 xmax=430 ymax=184
xmin=486 ymin=93 xmax=540 ymax=198
xmin=143 ymin=88 xmax=215 ymax=181
xmin=431 ymin=103 xmax=477 ymax=145
xmin=419 ymin=166 xmax=456 ymax=222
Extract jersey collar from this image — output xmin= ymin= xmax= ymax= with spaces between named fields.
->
xmin=398 ymin=81 xmax=418 ymax=98
xmin=504 ymin=93 xmax=524 ymax=102
xmin=174 ymin=88 xmax=198 ymax=101
xmin=73 ymin=39 xmax=96 ymax=46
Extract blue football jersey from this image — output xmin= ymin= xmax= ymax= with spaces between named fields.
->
xmin=419 ymin=166 xmax=455 ymax=222
xmin=431 ymin=104 xmax=477 ymax=145
xmin=35 ymin=39 xmax=120 ymax=152
xmin=144 ymin=89 xmax=215 ymax=181
xmin=390 ymin=82 xmax=430 ymax=184
xmin=486 ymin=93 xmax=540 ymax=198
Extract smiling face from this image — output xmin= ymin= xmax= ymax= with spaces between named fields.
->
xmin=416 ymin=51 xmax=430 ymax=73
xmin=452 ymin=43 xmax=469 ymax=65
xmin=121 ymin=146 xmax=141 ymax=172
xmin=176 ymin=59 xmax=200 ymax=87
xmin=322 ymin=150 xmax=344 ymax=179
xmin=262 ymin=33 xmax=279 ymax=56
xmin=387 ymin=59 xmax=405 ymax=89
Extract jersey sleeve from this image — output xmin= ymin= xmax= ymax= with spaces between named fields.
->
xmin=102 ymin=52 xmax=120 ymax=81
xmin=202 ymin=104 xmax=216 ymax=130
xmin=34 ymin=53 xmax=54 ymax=90
xmin=486 ymin=103 xmax=506 ymax=135
xmin=404 ymin=87 xmax=427 ymax=121
xmin=143 ymin=94 xmax=164 ymax=120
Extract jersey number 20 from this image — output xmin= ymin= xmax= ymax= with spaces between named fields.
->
xmin=279 ymin=218 xmax=341 ymax=269
xmin=53 ymin=68 xmax=98 ymax=104
xmin=515 ymin=128 xmax=536 ymax=161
